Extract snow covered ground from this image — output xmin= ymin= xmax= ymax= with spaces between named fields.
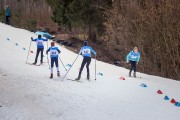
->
xmin=0 ymin=23 xmax=180 ymax=120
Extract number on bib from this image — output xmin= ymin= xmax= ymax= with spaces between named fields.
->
xmin=50 ymin=50 xmax=58 ymax=56
xmin=37 ymin=41 xmax=43 ymax=45
xmin=82 ymin=49 xmax=90 ymax=55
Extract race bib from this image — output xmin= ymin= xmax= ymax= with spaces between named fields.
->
xmin=37 ymin=40 xmax=43 ymax=45
xmin=50 ymin=50 xmax=58 ymax=55
xmin=82 ymin=49 xmax=91 ymax=55
xmin=131 ymin=55 xmax=138 ymax=59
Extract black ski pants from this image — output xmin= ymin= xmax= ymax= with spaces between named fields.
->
xmin=34 ymin=48 xmax=44 ymax=63
xmin=5 ymin=16 xmax=10 ymax=25
xmin=51 ymin=57 xmax=58 ymax=68
xmin=78 ymin=56 xmax=91 ymax=78
xmin=130 ymin=60 xmax=137 ymax=73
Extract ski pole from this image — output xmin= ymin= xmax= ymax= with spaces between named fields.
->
xmin=46 ymin=42 xmax=50 ymax=69
xmin=61 ymin=53 xmax=80 ymax=81
xmin=26 ymin=39 xmax=32 ymax=63
xmin=58 ymin=56 xmax=67 ymax=71
xmin=95 ymin=55 xmax=97 ymax=80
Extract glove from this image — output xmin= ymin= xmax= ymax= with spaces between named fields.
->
xmin=94 ymin=52 xmax=97 ymax=56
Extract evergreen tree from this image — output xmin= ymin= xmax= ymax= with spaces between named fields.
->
xmin=46 ymin=0 xmax=112 ymax=39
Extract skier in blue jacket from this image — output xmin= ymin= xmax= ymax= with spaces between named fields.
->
xmin=5 ymin=6 xmax=11 ymax=25
xmin=126 ymin=47 xmax=140 ymax=77
xmin=31 ymin=35 xmax=48 ymax=64
xmin=76 ymin=41 xmax=96 ymax=80
xmin=46 ymin=42 xmax=61 ymax=79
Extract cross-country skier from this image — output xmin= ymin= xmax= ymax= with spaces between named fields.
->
xmin=31 ymin=35 xmax=48 ymax=65
xmin=126 ymin=47 xmax=140 ymax=78
xmin=46 ymin=42 xmax=61 ymax=79
xmin=75 ymin=41 xmax=96 ymax=80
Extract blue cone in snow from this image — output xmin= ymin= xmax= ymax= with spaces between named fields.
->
xmin=140 ymin=83 xmax=147 ymax=87
xmin=66 ymin=64 xmax=72 ymax=67
xmin=98 ymin=72 xmax=103 ymax=76
xmin=7 ymin=38 xmax=10 ymax=40
xmin=164 ymin=96 xmax=170 ymax=100
xmin=23 ymin=48 xmax=26 ymax=50
xmin=175 ymin=102 xmax=180 ymax=107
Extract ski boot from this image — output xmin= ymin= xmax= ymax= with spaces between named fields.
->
xmin=32 ymin=62 xmax=36 ymax=65
xmin=133 ymin=72 xmax=136 ymax=78
xmin=87 ymin=74 xmax=90 ymax=80
xmin=57 ymin=71 xmax=60 ymax=77
xmin=75 ymin=77 xmax=81 ymax=81
xmin=50 ymin=74 xmax=53 ymax=79
xmin=129 ymin=71 xmax=132 ymax=77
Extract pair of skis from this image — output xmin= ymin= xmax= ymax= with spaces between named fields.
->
xmin=66 ymin=78 xmax=90 ymax=83
xmin=127 ymin=75 xmax=142 ymax=79
xmin=27 ymin=62 xmax=44 ymax=66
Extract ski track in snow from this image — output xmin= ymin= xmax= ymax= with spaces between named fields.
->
xmin=0 ymin=23 xmax=180 ymax=120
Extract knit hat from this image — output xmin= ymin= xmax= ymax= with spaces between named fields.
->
xmin=51 ymin=42 xmax=55 ymax=46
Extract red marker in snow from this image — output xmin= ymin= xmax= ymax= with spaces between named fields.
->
xmin=119 ymin=77 xmax=125 ymax=80
xmin=170 ymin=99 xmax=176 ymax=104
xmin=157 ymin=90 xmax=163 ymax=94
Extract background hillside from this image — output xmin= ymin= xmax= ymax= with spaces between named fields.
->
xmin=0 ymin=0 xmax=56 ymax=30
xmin=0 ymin=0 xmax=179 ymax=80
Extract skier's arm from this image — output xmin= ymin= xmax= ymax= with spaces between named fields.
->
xmin=9 ymin=9 xmax=11 ymax=17
xmin=126 ymin=53 xmax=131 ymax=62
xmin=46 ymin=48 xmax=50 ymax=54
xmin=57 ymin=49 xmax=61 ymax=54
xmin=78 ymin=48 xmax=83 ymax=55
xmin=137 ymin=54 xmax=140 ymax=63
xmin=42 ymin=38 xmax=48 ymax=41
xmin=90 ymin=47 xmax=96 ymax=56
xmin=45 ymin=38 xmax=48 ymax=41
xmin=31 ymin=37 xmax=36 ymax=41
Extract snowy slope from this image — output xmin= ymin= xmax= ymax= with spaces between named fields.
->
xmin=0 ymin=23 xmax=180 ymax=120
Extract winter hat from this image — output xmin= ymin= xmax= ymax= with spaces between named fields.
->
xmin=51 ymin=42 xmax=55 ymax=46
xmin=38 ymin=34 xmax=42 ymax=38
xmin=83 ymin=40 xmax=88 ymax=46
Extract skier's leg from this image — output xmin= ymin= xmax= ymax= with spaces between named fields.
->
xmin=129 ymin=60 xmax=133 ymax=77
xmin=133 ymin=62 xmax=137 ymax=77
xmin=86 ymin=58 xmax=91 ymax=79
xmin=40 ymin=48 xmax=44 ymax=63
xmin=55 ymin=58 xmax=60 ymax=76
xmin=7 ymin=16 xmax=10 ymax=25
xmin=5 ymin=16 xmax=8 ymax=24
xmin=6 ymin=16 xmax=9 ymax=25
xmin=34 ymin=48 xmax=40 ymax=64
xmin=76 ymin=58 xmax=86 ymax=80
xmin=50 ymin=58 xmax=55 ymax=78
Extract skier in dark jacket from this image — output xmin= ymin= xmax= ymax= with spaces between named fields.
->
xmin=126 ymin=47 xmax=141 ymax=77
xmin=31 ymin=35 xmax=48 ymax=64
xmin=76 ymin=41 xmax=96 ymax=80
xmin=46 ymin=42 xmax=61 ymax=79
xmin=5 ymin=6 xmax=11 ymax=25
